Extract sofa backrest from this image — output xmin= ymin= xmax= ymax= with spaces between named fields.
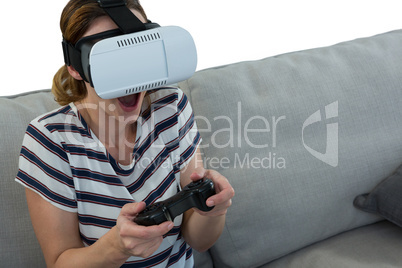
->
xmin=0 ymin=90 xmax=59 ymax=266
xmin=179 ymin=29 xmax=402 ymax=267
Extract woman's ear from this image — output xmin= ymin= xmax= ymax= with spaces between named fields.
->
xmin=67 ymin=65 xmax=84 ymax=81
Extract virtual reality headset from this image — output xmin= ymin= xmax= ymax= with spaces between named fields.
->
xmin=62 ymin=0 xmax=197 ymax=99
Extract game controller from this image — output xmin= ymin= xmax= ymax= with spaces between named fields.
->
xmin=134 ymin=178 xmax=215 ymax=226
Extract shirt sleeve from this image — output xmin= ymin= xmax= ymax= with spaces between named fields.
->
xmin=15 ymin=119 xmax=77 ymax=213
xmin=176 ymin=89 xmax=202 ymax=170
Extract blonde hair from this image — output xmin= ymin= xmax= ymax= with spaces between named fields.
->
xmin=52 ymin=0 xmax=147 ymax=106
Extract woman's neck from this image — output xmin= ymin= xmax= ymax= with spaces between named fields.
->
xmin=75 ymin=101 xmax=137 ymax=165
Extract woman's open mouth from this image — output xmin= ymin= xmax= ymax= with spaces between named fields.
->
xmin=117 ymin=93 xmax=140 ymax=112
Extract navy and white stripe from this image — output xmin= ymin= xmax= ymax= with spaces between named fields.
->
xmin=16 ymin=88 xmax=200 ymax=267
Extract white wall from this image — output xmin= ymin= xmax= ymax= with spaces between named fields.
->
xmin=1 ymin=0 xmax=401 ymax=96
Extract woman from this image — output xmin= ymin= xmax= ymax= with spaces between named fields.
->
xmin=15 ymin=0 xmax=234 ymax=267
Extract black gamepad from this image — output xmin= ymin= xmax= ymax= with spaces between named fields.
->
xmin=134 ymin=178 xmax=215 ymax=226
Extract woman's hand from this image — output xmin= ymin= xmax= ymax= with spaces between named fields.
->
xmin=190 ymin=168 xmax=235 ymax=217
xmin=114 ymin=202 xmax=174 ymax=259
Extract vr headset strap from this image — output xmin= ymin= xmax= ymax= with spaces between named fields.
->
xmin=62 ymin=40 xmax=87 ymax=82
xmin=98 ymin=0 xmax=146 ymax=34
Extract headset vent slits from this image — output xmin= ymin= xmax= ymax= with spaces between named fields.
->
xmin=125 ymin=80 xmax=167 ymax=95
xmin=117 ymin=32 xmax=161 ymax=47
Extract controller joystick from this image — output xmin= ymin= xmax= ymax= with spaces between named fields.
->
xmin=134 ymin=178 xmax=215 ymax=226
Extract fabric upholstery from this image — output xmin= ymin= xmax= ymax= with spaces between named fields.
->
xmin=0 ymin=90 xmax=59 ymax=267
xmin=354 ymin=164 xmax=402 ymax=227
xmin=266 ymin=221 xmax=402 ymax=268
xmin=179 ymin=29 xmax=402 ymax=267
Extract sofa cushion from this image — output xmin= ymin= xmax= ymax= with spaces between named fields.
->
xmin=0 ymin=90 xmax=60 ymax=267
xmin=354 ymin=164 xmax=402 ymax=227
xmin=179 ymin=29 xmax=402 ymax=267
xmin=266 ymin=221 xmax=402 ymax=268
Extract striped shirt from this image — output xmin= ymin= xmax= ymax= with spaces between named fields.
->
xmin=16 ymin=87 xmax=201 ymax=267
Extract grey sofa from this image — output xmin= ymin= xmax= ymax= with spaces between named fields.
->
xmin=1 ymin=29 xmax=402 ymax=267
